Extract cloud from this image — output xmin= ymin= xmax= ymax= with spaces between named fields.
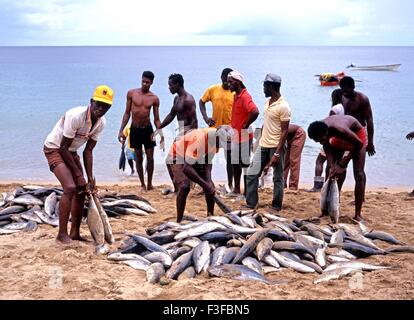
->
xmin=0 ymin=0 xmax=413 ymax=45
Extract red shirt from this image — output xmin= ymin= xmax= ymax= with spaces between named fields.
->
xmin=231 ymin=89 xmax=258 ymax=143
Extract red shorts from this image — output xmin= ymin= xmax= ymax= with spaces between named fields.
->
xmin=329 ymin=128 xmax=367 ymax=151
xmin=43 ymin=146 xmax=82 ymax=173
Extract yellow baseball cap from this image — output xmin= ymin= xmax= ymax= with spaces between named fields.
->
xmin=92 ymin=85 xmax=114 ymax=105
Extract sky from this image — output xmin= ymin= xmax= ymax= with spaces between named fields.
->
xmin=0 ymin=0 xmax=413 ymax=46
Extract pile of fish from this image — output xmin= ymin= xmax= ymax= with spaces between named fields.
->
xmin=107 ymin=210 xmax=413 ymax=285
xmin=0 ymin=186 xmax=157 ymax=236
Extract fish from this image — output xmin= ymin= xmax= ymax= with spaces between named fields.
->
xmin=146 ymin=263 xmax=165 ymax=284
xmin=334 ymin=241 xmax=385 ymax=258
xmin=119 ymin=146 xmax=126 ymax=171
xmin=365 ymin=231 xmax=405 ymax=245
xmin=226 ymin=239 xmax=244 ymax=247
xmin=102 ymin=199 xmax=157 ymax=213
xmin=210 ymin=246 xmax=227 ymax=267
xmin=92 ymin=194 xmax=115 ymax=244
xmin=108 ymin=252 xmax=150 ymax=262
xmin=345 ymin=234 xmax=383 ymax=251
xmin=149 ymin=230 xmax=176 ymax=245
xmin=226 ymin=213 xmax=245 ymax=226
xmin=86 ymin=197 xmax=105 ymax=245
xmin=267 ymin=229 xmax=295 ymax=242
xmin=241 ymin=216 xmax=257 ymax=229
xmin=330 ymin=229 xmax=345 ymax=246
xmin=168 ymin=246 xmax=192 ymax=260
xmin=177 ymin=266 xmax=196 ymax=280
xmin=34 ymin=209 xmax=59 ymax=227
xmin=166 ymin=250 xmax=194 ymax=280
xmin=0 ymin=228 xmax=22 ymax=235
xmin=262 ymin=266 xmax=281 ymax=274
xmin=129 ymin=234 xmax=171 ymax=256
xmin=272 ymin=241 xmax=316 ymax=257
xmin=208 ymin=264 xmax=271 ymax=285
xmin=314 ymin=267 xmax=361 ymax=284
xmin=12 ymin=194 xmax=44 ymax=207
xmin=386 ymin=245 xmax=414 ymax=254
xmin=315 ymin=247 xmax=327 ymax=268
xmin=256 ymin=237 xmax=274 ymax=261
xmin=261 ymin=212 xmax=290 ymax=223
xmin=327 ymin=179 xmax=340 ymax=224
xmin=120 ymin=258 xmax=150 ymax=271
xmin=192 ymin=241 xmax=211 ymax=274
xmin=213 ymin=195 xmax=232 ymax=214
xmin=325 ymin=261 xmax=393 ymax=272
xmin=0 ymin=205 xmax=26 ymax=216
xmin=222 ymin=247 xmax=240 ymax=264
xmin=174 ymin=222 xmax=227 ymax=241
xmin=200 ymin=231 xmax=236 ymax=243
xmin=24 ymin=221 xmax=38 ymax=232
xmin=320 ymin=179 xmax=330 ymax=216
xmin=44 ymin=192 xmax=57 ymax=216
xmin=242 ymin=257 xmax=263 ymax=275
xmin=232 ymin=229 xmax=270 ymax=264
xmin=143 ymin=252 xmax=173 ymax=268
xmin=181 ymin=237 xmax=202 ymax=248
xmin=327 ymin=255 xmax=350 ymax=263
xmin=270 ymin=251 xmax=315 ymax=273
xmin=262 ymin=252 xmax=281 ymax=268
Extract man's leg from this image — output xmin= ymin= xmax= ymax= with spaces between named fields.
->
xmin=288 ymin=132 xmax=306 ymax=190
xmin=135 ymin=149 xmax=146 ymax=191
xmin=283 ymin=146 xmax=291 ymax=189
xmin=145 ymin=147 xmax=155 ymax=190
xmin=232 ymin=164 xmax=242 ymax=194
xmin=128 ymin=159 xmax=135 ymax=175
xmin=245 ymin=146 xmax=270 ymax=208
xmin=353 ymin=148 xmax=367 ymax=221
xmin=272 ymin=147 xmax=285 ymax=210
xmin=172 ymin=164 xmax=191 ymax=223
xmin=167 ymin=163 xmax=178 ymax=193
xmin=52 ymin=164 xmax=77 ymax=244
xmin=199 ymin=164 xmax=215 ymax=216
xmin=224 ymin=147 xmax=234 ymax=189
xmin=69 ymin=190 xmax=86 ymax=241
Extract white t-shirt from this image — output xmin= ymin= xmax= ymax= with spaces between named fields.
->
xmin=44 ymin=106 xmax=106 ymax=152
xmin=331 ymin=103 xmax=344 ymax=116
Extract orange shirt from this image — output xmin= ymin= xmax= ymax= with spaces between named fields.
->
xmin=231 ymin=89 xmax=258 ymax=143
xmin=169 ymin=128 xmax=218 ymax=162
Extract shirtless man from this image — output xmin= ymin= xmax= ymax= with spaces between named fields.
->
xmin=118 ymin=71 xmax=162 ymax=192
xmin=153 ymin=73 xmax=198 ymax=191
xmin=308 ymin=115 xmax=367 ymax=221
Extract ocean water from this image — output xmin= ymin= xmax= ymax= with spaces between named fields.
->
xmin=1 ymin=46 xmax=413 ymax=187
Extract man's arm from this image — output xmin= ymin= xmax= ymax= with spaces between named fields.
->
xmin=152 ymin=97 xmax=161 ymax=129
xmin=159 ymin=101 xmax=178 ymax=129
xmin=263 ymin=120 xmax=289 ymax=173
xmin=363 ymin=97 xmax=375 ymax=156
xmin=118 ymin=91 xmax=132 ymax=143
xmin=199 ymin=99 xmax=215 ymax=127
xmin=83 ymin=138 xmax=97 ymax=185
xmin=59 ymin=136 xmax=86 ymax=187
xmin=242 ymin=107 xmax=259 ymax=130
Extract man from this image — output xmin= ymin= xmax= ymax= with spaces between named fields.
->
xmin=43 ymin=85 xmax=113 ymax=244
xmin=199 ymin=68 xmax=234 ymax=190
xmin=308 ymin=115 xmax=367 ymax=221
xmin=284 ymin=124 xmax=306 ymax=191
xmin=245 ymin=73 xmax=290 ymax=211
xmin=118 ymin=71 xmax=162 ymax=192
xmin=340 ymin=76 xmax=375 ymax=156
xmin=227 ymin=71 xmax=259 ymax=196
xmin=153 ymin=73 xmax=198 ymax=191
xmin=406 ymin=131 xmax=414 ymax=196
xmin=167 ymin=126 xmax=233 ymax=222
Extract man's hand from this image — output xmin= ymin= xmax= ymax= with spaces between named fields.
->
xmin=152 ymin=129 xmax=162 ymax=141
xmin=407 ymin=132 xmax=414 ymax=140
xmin=204 ymin=117 xmax=216 ymax=127
xmin=204 ymin=181 xmax=215 ymax=195
xmin=329 ymin=165 xmax=346 ymax=179
xmin=75 ymin=175 xmax=87 ymax=188
xmin=366 ymin=142 xmax=376 ymax=157
xmin=118 ymin=132 xmax=126 ymax=144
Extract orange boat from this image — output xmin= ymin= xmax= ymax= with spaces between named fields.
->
xmin=319 ymin=71 xmax=345 ymax=86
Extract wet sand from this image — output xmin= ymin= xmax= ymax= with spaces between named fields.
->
xmin=0 ymin=182 xmax=413 ymax=300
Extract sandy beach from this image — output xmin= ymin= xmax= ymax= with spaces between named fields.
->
xmin=1 ymin=182 xmax=413 ymax=300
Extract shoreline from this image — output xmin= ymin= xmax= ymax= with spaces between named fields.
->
xmin=0 ymin=180 xmax=411 ymax=194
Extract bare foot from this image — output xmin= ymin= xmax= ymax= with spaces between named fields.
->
xmin=70 ymin=234 xmax=88 ymax=242
xmin=140 ymin=185 xmax=147 ymax=193
xmin=147 ymin=185 xmax=154 ymax=191
xmin=353 ymin=215 xmax=365 ymax=223
xmin=56 ymin=233 xmax=72 ymax=244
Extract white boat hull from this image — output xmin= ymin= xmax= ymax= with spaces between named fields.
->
xmin=347 ymin=64 xmax=401 ymax=71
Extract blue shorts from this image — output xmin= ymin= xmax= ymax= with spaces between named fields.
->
xmin=125 ymin=148 xmax=136 ymax=161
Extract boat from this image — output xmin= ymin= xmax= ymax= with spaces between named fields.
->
xmin=346 ymin=63 xmax=401 ymax=71
xmin=318 ymin=71 xmax=345 ymax=87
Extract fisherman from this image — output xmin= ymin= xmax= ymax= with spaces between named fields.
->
xmin=167 ymin=126 xmax=234 ymax=222
xmin=245 ymin=73 xmax=290 ymax=212
xmin=308 ymin=115 xmax=367 ymax=221
xmin=122 ymin=123 xmax=139 ymax=176
xmin=406 ymin=131 xmax=414 ymax=196
xmin=118 ymin=71 xmax=163 ymax=192
xmin=153 ymin=73 xmax=198 ymax=192
xmin=284 ymin=124 xmax=306 ymax=191
xmin=227 ymin=71 xmax=259 ymax=196
xmin=308 ymin=88 xmax=344 ymax=192
xmin=199 ymin=68 xmax=235 ymax=191
xmin=43 ymin=85 xmax=113 ymax=244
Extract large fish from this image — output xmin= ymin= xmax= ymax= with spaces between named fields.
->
xmin=365 ymin=231 xmax=405 ymax=245
xmin=242 ymin=257 xmax=263 ymax=275
xmin=327 ymin=179 xmax=340 ymax=224
xmin=192 ymin=241 xmax=211 ymax=274
xmin=270 ymin=251 xmax=315 ymax=273
xmin=386 ymin=245 xmax=414 ymax=254
xmin=314 ymin=267 xmax=361 ymax=284
xmin=320 ymin=179 xmax=330 ymax=216
xmin=256 ymin=237 xmax=274 ymax=261
xmin=210 ymin=246 xmax=227 ymax=267
xmin=129 ymin=234 xmax=171 ymax=256
xmin=232 ymin=229 xmax=270 ymax=264
xmin=86 ymin=197 xmax=105 ymax=246
xmin=44 ymin=192 xmax=57 ymax=216
xmin=119 ymin=145 xmax=126 ymax=171
xmin=174 ymin=222 xmax=227 ymax=241
xmin=143 ymin=252 xmax=173 ymax=268
xmin=166 ymin=250 xmax=193 ymax=280
xmin=102 ymin=199 xmax=157 ymax=213
xmin=146 ymin=263 xmax=165 ymax=284
xmin=272 ymin=241 xmax=316 ymax=257
xmin=325 ymin=261 xmax=393 ymax=272
xmin=34 ymin=209 xmax=59 ymax=227
xmin=92 ymin=194 xmax=115 ymax=244
xmin=208 ymin=264 xmax=271 ymax=285
xmin=177 ymin=266 xmax=196 ymax=280
xmin=12 ymin=194 xmax=44 ymax=207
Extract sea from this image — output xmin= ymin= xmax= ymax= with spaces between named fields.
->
xmin=0 ymin=46 xmax=413 ymax=188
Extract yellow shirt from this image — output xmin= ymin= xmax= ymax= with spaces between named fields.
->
xmin=122 ymin=124 xmax=135 ymax=151
xmin=201 ymin=84 xmax=234 ymax=127
xmin=260 ymin=96 xmax=291 ymax=148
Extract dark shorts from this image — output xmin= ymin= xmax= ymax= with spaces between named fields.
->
xmin=231 ymin=140 xmax=252 ymax=168
xmin=170 ymin=163 xmax=209 ymax=189
xmin=130 ymin=125 xmax=156 ymax=150
xmin=43 ymin=146 xmax=82 ymax=173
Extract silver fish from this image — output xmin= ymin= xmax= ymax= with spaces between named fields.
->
xmin=330 ymin=229 xmax=345 ymax=246
xmin=210 ymin=246 xmax=227 ymax=267
xmin=262 ymin=252 xmax=281 ymax=268
xmin=177 ymin=266 xmax=197 ymax=280
xmin=174 ymin=222 xmax=227 ymax=241
xmin=44 ymin=192 xmax=57 ymax=216
xmin=102 ymin=199 xmax=157 ymax=213
xmin=226 ymin=239 xmax=244 ymax=247
xmin=120 ymin=258 xmax=150 ymax=271
xmin=34 ymin=210 xmax=59 ymax=227
xmin=386 ymin=245 xmax=414 ymax=254
xmin=271 ymin=251 xmax=315 ymax=273
xmin=93 ymin=194 xmax=115 ymax=244
xmin=232 ymin=229 xmax=270 ymax=264
xmin=315 ymin=247 xmax=327 ymax=268
xmin=314 ymin=267 xmax=361 ymax=284
xmin=256 ymin=237 xmax=274 ymax=261
xmin=242 ymin=257 xmax=263 ymax=275
xmin=12 ymin=194 xmax=44 ymax=207
xmin=129 ymin=234 xmax=171 ymax=256
xmin=325 ymin=261 xmax=392 ymax=272
xmin=327 ymin=179 xmax=340 ymax=224
xmin=0 ymin=205 xmax=26 ymax=215
xmin=365 ymin=231 xmax=405 ymax=245
xmin=86 ymin=197 xmax=105 ymax=245
xmin=108 ymin=252 xmax=150 ymax=262
xmin=146 ymin=263 xmax=165 ymax=284
xmin=166 ymin=250 xmax=193 ymax=280
xmin=320 ymin=179 xmax=330 ymax=216
xmin=143 ymin=252 xmax=173 ymax=268
xmin=192 ymin=241 xmax=211 ymax=274
xmin=208 ymin=264 xmax=271 ymax=284
xmin=262 ymin=266 xmax=281 ymax=274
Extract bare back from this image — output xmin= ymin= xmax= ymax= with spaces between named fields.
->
xmin=342 ymin=91 xmax=371 ymax=127
xmin=324 ymin=115 xmax=363 ymax=136
xmin=173 ymin=92 xmax=198 ymax=133
xmin=128 ymin=88 xmax=160 ymax=127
